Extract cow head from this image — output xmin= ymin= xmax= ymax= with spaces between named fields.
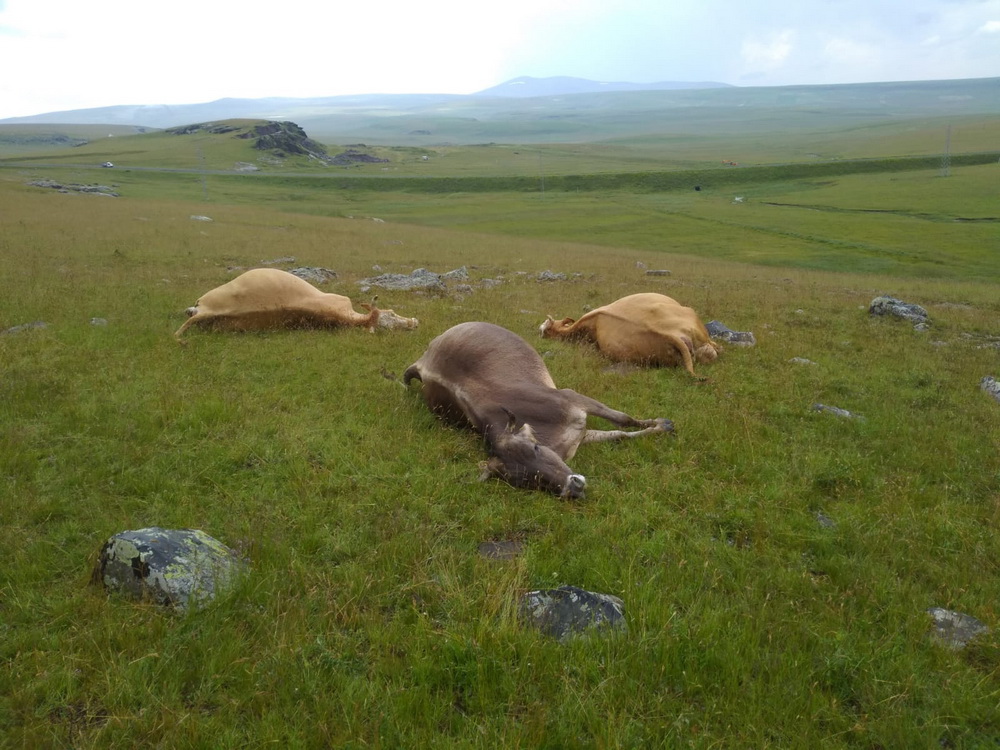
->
xmin=539 ymin=316 xmax=576 ymax=338
xmin=377 ymin=309 xmax=420 ymax=331
xmin=481 ymin=417 xmax=586 ymax=499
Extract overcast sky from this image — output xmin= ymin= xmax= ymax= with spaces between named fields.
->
xmin=0 ymin=0 xmax=997 ymax=119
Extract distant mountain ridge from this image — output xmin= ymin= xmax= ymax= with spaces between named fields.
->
xmin=476 ymin=76 xmax=733 ymax=97
xmin=1 ymin=76 xmax=997 ymax=147
xmin=0 ymin=76 xmax=730 ymax=128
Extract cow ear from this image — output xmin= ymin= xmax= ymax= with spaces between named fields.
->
xmin=561 ymin=317 xmax=575 ymax=326
xmin=517 ymin=423 xmax=537 ymax=442
xmin=478 ymin=457 xmax=504 ymax=481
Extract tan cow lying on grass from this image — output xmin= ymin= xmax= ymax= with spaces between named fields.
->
xmin=540 ymin=293 xmax=720 ymax=378
xmin=175 ymin=268 xmax=419 ymax=340
xmin=404 ymin=322 xmax=673 ymax=499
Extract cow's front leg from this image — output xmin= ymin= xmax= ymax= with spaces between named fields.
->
xmin=563 ymin=390 xmax=672 ymax=431
xmin=581 ymin=418 xmax=674 ymax=446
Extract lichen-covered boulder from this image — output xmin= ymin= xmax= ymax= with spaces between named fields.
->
xmin=981 ymin=376 xmax=1000 ymax=404
xmin=93 ymin=528 xmax=246 ymax=610
xmin=519 ymin=585 xmax=626 ymax=641
xmin=869 ymin=296 xmax=928 ymax=325
xmin=705 ymin=320 xmax=756 ymax=346
xmin=358 ymin=268 xmax=446 ymax=292
xmin=927 ymin=607 xmax=989 ymax=649
xmin=289 ymin=267 xmax=338 ymax=284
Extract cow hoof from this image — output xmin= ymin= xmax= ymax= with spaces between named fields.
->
xmin=656 ymin=418 xmax=675 ymax=433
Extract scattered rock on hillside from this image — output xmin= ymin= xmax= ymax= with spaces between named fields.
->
xmin=869 ymin=296 xmax=929 ymax=326
xmin=537 ymin=270 xmax=568 ymax=282
xmin=358 ymin=268 xmax=448 ymax=293
xmin=811 ymin=403 xmax=865 ymax=421
xmin=981 ymin=376 xmax=1000 ymax=404
xmin=706 ymin=320 xmax=756 ymax=346
xmin=927 ymin=607 xmax=989 ymax=649
xmin=478 ymin=539 xmax=524 ymax=561
xmin=90 ymin=317 xmax=108 ymax=326
xmin=289 ymin=267 xmax=338 ymax=284
xmin=331 ymin=149 xmax=389 ymax=165
xmin=168 ymin=120 xmax=334 ymax=163
xmin=93 ymin=527 xmax=246 ymax=610
xmin=261 ymin=257 xmax=295 ymax=265
xmin=645 ymin=269 xmax=671 ymax=276
xmin=789 ymin=357 xmax=817 ymax=365
xmin=3 ymin=321 xmax=49 ymax=335
xmin=27 ymin=179 xmax=119 ymax=197
xmin=519 ymin=585 xmax=627 ymax=641
xmin=190 ymin=215 xmax=213 ymax=222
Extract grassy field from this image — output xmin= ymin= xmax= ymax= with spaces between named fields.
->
xmin=2 ymin=112 xmax=1000 ymax=747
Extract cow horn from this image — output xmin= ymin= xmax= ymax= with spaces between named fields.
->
xmin=501 ymin=407 xmax=518 ymax=432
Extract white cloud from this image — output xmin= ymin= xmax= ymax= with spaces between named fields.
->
xmin=741 ymin=30 xmax=795 ymax=71
xmin=979 ymin=20 xmax=1000 ymax=33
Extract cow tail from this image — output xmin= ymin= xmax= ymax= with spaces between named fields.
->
xmin=665 ymin=333 xmax=699 ymax=378
xmin=402 ymin=364 xmax=422 ymax=386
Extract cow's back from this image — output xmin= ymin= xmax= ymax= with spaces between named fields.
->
xmin=197 ymin=268 xmax=324 ymax=314
xmin=579 ymin=294 xmax=709 ymax=362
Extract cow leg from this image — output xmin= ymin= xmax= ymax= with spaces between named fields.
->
xmin=582 ymin=420 xmax=673 ymax=445
xmin=563 ymin=390 xmax=671 ymax=430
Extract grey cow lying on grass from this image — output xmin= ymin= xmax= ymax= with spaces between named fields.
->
xmin=403 ymin=321 xmax=674 ymax=499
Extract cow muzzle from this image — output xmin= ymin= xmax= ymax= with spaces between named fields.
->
xmin=561 ymin=473 xmax=587 ymax=499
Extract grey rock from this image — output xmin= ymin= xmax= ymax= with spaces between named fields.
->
xmin=94 ymin=528 xmax=246 ymax=610
xmin=441 ymin=266 xmax=469 ymax=281
xmin=537 ymin=270 xmax=568 ymax=282
xmin=644 ymin=269 xmax=671 ymax=276
xmin=789 ymin=357 xmax=817 ymax=365
xmin=869 ymin=296 xmax=928 ymax=324
xmin=289 ymin=267 xmax=338 ymax=284
xmin=480 ymin=279 xmax=503 ymax=289
xmin=811 ymin=403 xmax=865 ymax=421
xmin=89 ymin=317 xmax=108 ymax=326
xmin=3 ymin=320 xmax=49 ymax=335
xmin=705 ymin=320 xmax=756 ymax=346
xmin=519 ymin=585 xmax=626 ymax=641
xmin=982 ymin=376 xmax=1000 ymax=404
xmin=478 ymin=540 xmax=524 ymax=561
xmin=359 ymin=268 xmax=446 ymax=292
xmin=815 ymin=511 xmax=837 ymax=529
xmin=927 ymin=608 xmax=989 ymax=649
xmin=190 ymin=215 xmax=214 ymax=222
xmin=261 ymin=257 xmax=295 ymax=265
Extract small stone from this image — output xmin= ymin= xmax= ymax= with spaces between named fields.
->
xmin=927 ymin=608 xmax=989 ymax=649
xmin=869 ymin=296 xmax=928 ymax=324
xmin=811 ymin=403 xmax=864 ymax=420
xmin=89 ymin=317 xmax=108 ymax=326
xmin=3 ymin=321 xmax=49 ymax=335
xmin=645 ymin=269 xmax=671 ymax=276
xmin=705 ymin=320 xmax=756 ymax=346
xmin=478 ymin=540 xmax=524 ymax=561
xmin=190 ymin=215 xmax=214 ymax=222
xmin=789 ymin=357 xmax=816 ymax=365
xmin=981 ymin=376 xmax=1000 ymax=404
xmin=519 ymin=585 xmax=626 ymax=641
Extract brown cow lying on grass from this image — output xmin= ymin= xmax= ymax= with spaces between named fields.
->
xmin=540 ymin=293 xmax=720 ymax=378
xmin=403 ymin=322 xmax=674 ymax=499
xmin=175 ymin=268 xmax=419 ymax=340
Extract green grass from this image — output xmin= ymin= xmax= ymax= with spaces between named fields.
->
xmin=2 ymin=117 xmax=1000 ymax=747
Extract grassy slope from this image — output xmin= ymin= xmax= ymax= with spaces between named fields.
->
xmin=1 ymin=105 xmax=1000 ymax=747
